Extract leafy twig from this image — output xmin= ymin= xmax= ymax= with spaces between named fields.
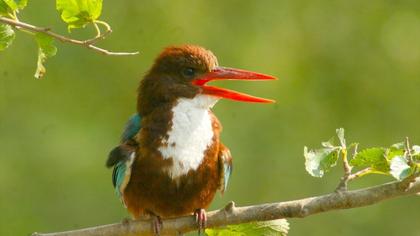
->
xmin=336 ymin=148 xmax=352 ymax=192
xmin=0 ymin=16 xmax=138 ymax=56
xmin=336 ymin=143 xmax=364 ymax=191
xmin=31 ymin=177 xmax=420 ymax=236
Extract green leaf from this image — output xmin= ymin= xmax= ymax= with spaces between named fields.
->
xmin=0 ymin=24 xmax=15 ymax=51
xmin=16 ymin=0 xmax=27 ymax=9
xmin=336 ymin=128 xmax=346 ymax=147
xmin=34 ymin=33 xmax=57 ymax=79
xmin=348 ymin=142 xmax=359 ymax=149
xmin=390 ymin=156 xmax=412 ymax=180
xmin=321 ymin=136 xmax=336 ymax=148
xmin=304 ymin=146 xmax=340 ymax=177
xmin=412 ymin=145 xmax=420 ymax=156
xmin=386 ymin=148 xmax=404 ymax=161
xmin=385 ymin=142 xmax=405 ymax=161
xmin=390 ymin=142 xmax=405 ymax=150
xmin=3 ymin=0 xmax=18 ymax=11
xmin=0 ymin=1 xmax=12 ymax=15
xmin=206 ymin=219 xmax=289 ymax=236
xmin=350 ymin=147 xmax=389 ymax=173
xmin=0 ymin=0 xmax=26 ymax=15
xmin=56 ymin=0 xmax=103 ymax=30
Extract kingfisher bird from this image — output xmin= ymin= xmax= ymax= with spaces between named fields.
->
xmin=106 ymin=45 xmax=275 ymax=235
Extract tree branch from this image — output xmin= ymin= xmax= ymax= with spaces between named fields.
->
xmin=31 ymin=177 xmax=420 ymax=236
xmin=0 ymin=16 xmax=139 ymax=56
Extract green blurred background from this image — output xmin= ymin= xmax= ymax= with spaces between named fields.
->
xmin=1 ymin=0 xmax=420 ymax=235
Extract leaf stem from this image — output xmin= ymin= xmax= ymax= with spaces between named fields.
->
xmin=93 ymin=21 xmax=101 ymax=38
xmin=83 ymin=20 xmax=112 ymax=45
xmin=95 ymin=20 xmax=112 ymax=32
xmin=348 ymin=167 xmax=373 ymax=181
xmin=7 ymin=12 xmax=16 ymax=20
xmin=405 ymin=137 xmax=414 ymax=166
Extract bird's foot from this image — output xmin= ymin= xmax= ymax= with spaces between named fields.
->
xmin=194 ymin=208 xmax=207 ymax=235
xmin=150 ymin=214 xmax=162 ymax=236
xmin=121 ymin=217 xmax=131 ymax=226
xmin=145 ymin=210 xmax=163 ymax=236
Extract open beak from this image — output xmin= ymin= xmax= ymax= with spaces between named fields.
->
xmin=192 ymin=67 xmax=276 ymax=103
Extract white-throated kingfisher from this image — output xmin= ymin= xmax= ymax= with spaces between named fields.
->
xmin=106 ymin=45 xmax=276 ymax=235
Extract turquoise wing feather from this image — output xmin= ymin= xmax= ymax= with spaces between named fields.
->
xmin=121 ymin=114 xmax=141 ymax=142
xmin=106 ymin=114 xmax=141 ymax=167
xmin=107 ymin=113 xmax=141 ymax=204
xmin=112 ymin=153 xmax=135 ymax=201
xmin=218 ymin=144 xmax=233 ymax=194
xmin=112 ymin=161 xmax=126 ymax=188
xmin=223 ymin=160 xmax=232 ymax=192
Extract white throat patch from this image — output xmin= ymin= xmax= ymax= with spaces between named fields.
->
xmin=158 ymin=95 xmax=219 ymax=179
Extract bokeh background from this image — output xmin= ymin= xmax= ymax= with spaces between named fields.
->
xmin=1 ymin=0 xmax=420 ymax=235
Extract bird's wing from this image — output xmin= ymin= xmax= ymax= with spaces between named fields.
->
xmin=106 ymin=114 xmax=141 ymax=167
xmin=218 ymin=143 xmax=233 ymax=194
xmin=111 ymin=152 xmax=135 ymax=205
xmin=120 ymin=113 xmax=141 ymax=143
xmin=106 ymin=114 xmax=141 ymax=204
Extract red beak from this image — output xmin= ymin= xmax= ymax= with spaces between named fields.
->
xmin=192 ymin=67 xmax=276 ymax=103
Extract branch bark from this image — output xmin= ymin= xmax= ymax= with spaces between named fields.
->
xmin=31 ymin=177 xmax=420 ymax=236
xmin=0 ymin=16 xmax=139 ymax=56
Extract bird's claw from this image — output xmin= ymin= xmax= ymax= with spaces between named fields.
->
xmin=194 ymin=208 xmax=207 ymax=235
xmin=151 ymin=215 xmax=163 ymax=236
xmin=121 ymin=217 xmax=131 ymax=226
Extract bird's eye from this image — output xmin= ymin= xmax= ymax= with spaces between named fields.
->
xmin=182 ymin=67 xmax=196 ymax=78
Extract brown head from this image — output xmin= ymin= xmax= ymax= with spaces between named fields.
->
xmin=137 ymin=45 xmax=276 ymax=116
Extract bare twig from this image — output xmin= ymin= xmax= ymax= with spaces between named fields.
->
xmin=0 ymin=16 xmax=139 ymax=56
xmin=31 ymin=177 xmax=420 ymax=236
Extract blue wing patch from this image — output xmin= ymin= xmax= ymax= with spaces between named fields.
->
xmin=223 ymin=161 xmax=232 ymax=193
xmin=107 ymin=113 xmax=142 ymax=204
xmin=112 ymin=153 xmax=135 ymax=205
xmin=112 ymin=161 xmax=126 ymax=193
xmin=106 ymin=113 xmax=141 ymax=168
xmin=121 ymin=113 xmax=141 ymax=142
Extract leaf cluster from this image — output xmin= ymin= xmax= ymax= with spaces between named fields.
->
xmin=0 ymin=0 xmax=103 ymax=78
xmin=304 ymin=128 xmax=346 ymax=177
xmin=304 ymin=128 xmax=420 ymax=181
